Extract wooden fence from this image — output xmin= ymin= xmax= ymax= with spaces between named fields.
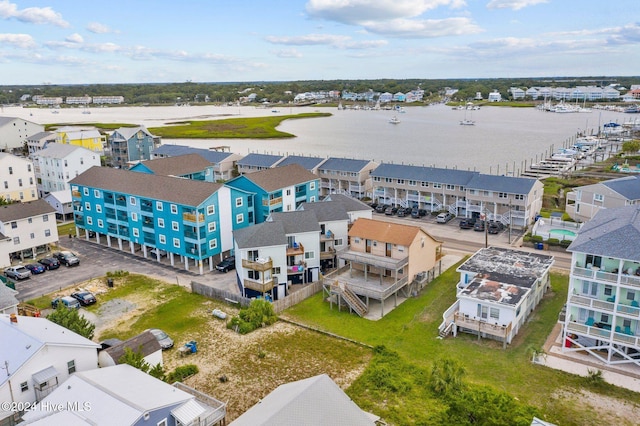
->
xmin=271 ymin=281 xmax=323 ymax=313
xmin=190 ymin=281 xmax=251 ymax=308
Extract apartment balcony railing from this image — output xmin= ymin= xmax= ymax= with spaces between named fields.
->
xmin=320 ymin=248 xmax=336 ymax=260
xmin=454 ymin=312 xmax=513 ymax=341
xmin=183 ymin=212 xmax=204 ymax=223
xmin=569 ymin=294 xmax=615 ymax=312
xmin=262 ymin=196 xmax=283 ymax=207
xmin=286 ymin=243 xmax=304 ymax=256
xmin=71 ymin=190 xmax=81 ymax=198
xmin=243 ymin=277 xmax=275 ymax=293
xmin=566 ymin=322 xmax=639 ymax=347
xmin=320 ymin=231 xmax=335 ymax=242
xmin=573 ymin=266 xmax=620 ymax=285
xmin=242 ymin=258 xmax=273 ymax=271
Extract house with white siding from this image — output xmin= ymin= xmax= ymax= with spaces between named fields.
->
xmin=35 ymin=143 xmax=100 ymax=198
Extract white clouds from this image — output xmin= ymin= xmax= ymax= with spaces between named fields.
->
xmin=363 ymin=17 xmax=481 ymax=37
xmin=0 ymin=0 xmax=68 ymax=27
xmin=0 ymin=33 xmax=36 ymax=48
xmin=65 ymin=33 xmax=84 ymax=44
xmin=86 ymin=22 xmax=117 ymax=34
xmin=486 ymin=0 xmax=548 ymax=11
xmin=272 ymin=48 xmax=303 ymax=58
xmin=265 ymin=33 xmax=388 ymax=49
xmin=306 ymin=0 xmax=464 ymax=24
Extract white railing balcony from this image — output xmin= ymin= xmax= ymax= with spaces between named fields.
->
xmin=569 ymin=294 xmax=615 ymax=312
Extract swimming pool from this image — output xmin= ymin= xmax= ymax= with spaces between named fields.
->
xmin=550 ymin=229 xmax=576 ymax=237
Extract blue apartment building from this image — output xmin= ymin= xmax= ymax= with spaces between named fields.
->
xmin=108 ymin=126 xmax=160 ymax=169
xmin=69 ymin=166 xmax=254 ymax=274
xmin=129 ymin=153 xmax=215 ymax=181
xmin=225 ymin=164 xmax=320 ymax=223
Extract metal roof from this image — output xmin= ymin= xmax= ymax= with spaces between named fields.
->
xmin=602 ymin=175 xmax=640 ymax=200
xmin=32 ymin=365 xmax=59 ymax=385
xmin=37 ymin=143 xmax=92 ymax=159
xmin=318 ymin=157 xmax=373 ymax=173
xmin=152 ymin=144 xmax=234 ymax=163
xmin=237 ymin=153 xmax=284 ymax=167
xmin=568 ymin=204 xmax=640 ymax=262
xmin=466 ymin=173 xmax=538 ymax=194
xmin=371 ymin=162 xmax=479 ymax=186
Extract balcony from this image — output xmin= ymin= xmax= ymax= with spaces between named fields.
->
xmin=115 ymin=196 xmax=126 ymax=207
xmin=243 ymin=277 xmax=275 ymax=293
xmin=287 ymin=264 xmax=305 ymax=275
xmin=262 ymin=196 xmax=283 ymax=207
xmin=573 ymin=266 xmax=620 ymax=285
xmin=565 ymin=321 xmax=639 ymax=347
xmin=183 ymin=212 xmax=204 ymax=223
xmin=320 ymin=231 xmax=335 ymax=242
xmin=454 ymin=312 xmax=513 ymax=341
xmin=320 ymin=247 xmax=337 ymax=260
xmin=286 ymin=243 xmax=304 ymax=256
xmin=569 ymin=294 xmax=615 ymax=312
xmin=71 ymin=190 xmax=81 ymax=198
xmin=242 ymin=258 xmax=273 ymax=271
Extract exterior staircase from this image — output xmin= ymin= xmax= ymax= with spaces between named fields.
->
xmin=333 ymin=283 xmax=367 ymax=317
xmin=438 ymin=321 xmax=454 ymax=338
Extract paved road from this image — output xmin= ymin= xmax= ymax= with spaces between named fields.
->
xmin=11 ymin=214 xmax=571 ymax=302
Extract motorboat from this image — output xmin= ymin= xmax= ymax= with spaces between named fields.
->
xmin=460 ymin=119 xmax=475 ymax=126
xmin=389 ymin=116 xmax=400 ymax=124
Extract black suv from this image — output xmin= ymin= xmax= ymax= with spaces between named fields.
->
xmin=216 ymin=256 xmax=236 ymax=273
xmin=53 ymin=251 xmax=80 ymax=266
xmin=488 ymin=221 xmax=504 ymax=234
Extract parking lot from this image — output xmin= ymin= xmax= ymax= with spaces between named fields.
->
xmin=10 ymin=236 xmax=240 ymax=302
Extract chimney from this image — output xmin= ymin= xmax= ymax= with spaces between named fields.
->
xmin=9 ymin=313 xmax=18 ymax=324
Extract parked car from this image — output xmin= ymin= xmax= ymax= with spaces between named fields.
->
xmin=384 ymin=206 xmax=398 ymax=215
xmin=474 ymin=220 xmax=486 ymax=232
xmin=488 ymin=221 xmax=505 ymax=234
xmin=459 ymin=218 xmax=476 ymax=229
xmin=24 ymin=263 xmax=45 ymax=275
xmin=71 ymin=290 xmax=97 ymax=306
xmin=397 ymin=208 xmax=406 ymax=217
xmin=375 ymin=204 xmax=388 ymax=213
xmin=38 ymin=257 xmax=60 ymax=270
xmin=147 ymin=328 xmax=174 ymax=350
xmin=216 ymin=256 xmax=236 ymax=272
xmin=436 ymin=212 xmax=455 ymax=223
xmin=150 ymin=248 xmax=167 ymax=257
xmin=5 ymin=265 xmax=31 ymax=280
xmin=53 ymin=251 xmax=80 ymax=267
xmin=51 ymin=296 xmax=80 ymax=310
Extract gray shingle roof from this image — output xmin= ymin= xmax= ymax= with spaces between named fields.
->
xmin=276 ymin=155 xmax=325 ymax=171
xmin=237 ymin=153 xmax=284 ymax=168
xmin=242 ymin=164 xmax=318 ymax=192
xmin=319 ymin=157 xmax=372 ymax=173
xmin=0 ymin=199 xmax=56 ymax=222
xmin=568 ymin=204 xmax=640 ymax=262
xmin=103 ymin=330 xmax=161 ymax=364
xmin=298 ymin=201 xmax=350 ymax=222
xmin=268 ymin=210 xmax=321 ymax=234
xmin=69 ymin=166 xmax=222 ymax=206
xmin=27 ymin=131 xmax=55 ymax=141
xmin=135 ymin=154 xmax=212 ymax=176
xmin=152 ymin=144 xmax=234 ymax=163
xmin=111 ymin=126 xmax=154 ymax=140
xmin=371 ymin=162 xmax=479 ymax=186
xmin=322 ymin=194 xmax=371 ymax=212
xmin=234 ymin=221 xmax=287 ymax=249
xmin=602 ymin=175 xmax=640 ymax=200
xmin=466 ymin=174 xmax=537 ymax=194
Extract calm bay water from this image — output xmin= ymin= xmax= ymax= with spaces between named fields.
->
xmin=4 ymin=103 xmax=628 ymax=174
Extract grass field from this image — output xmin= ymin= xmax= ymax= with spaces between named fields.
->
xmin=148 ymin=112 xmax=331 ymax=139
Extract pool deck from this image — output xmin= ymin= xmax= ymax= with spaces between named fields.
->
xmin=533 ymin=217 xmax=581 ymax=241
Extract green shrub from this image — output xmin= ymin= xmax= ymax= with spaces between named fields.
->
xmin=546 ymin=238 xmax=560 ymax=245
xmin=227 ymin=299 xmax=278 ymax=334
xmin=106 ymin=270 xmax=129 ymax=277
xmin=531 ymin=235 xmax=544 ymax=243
xmin=166 ymin=364 xmax=199 ymax=383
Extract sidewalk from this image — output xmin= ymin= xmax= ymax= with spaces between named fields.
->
xmin=539 ymin=322 xmax=640 ymax=393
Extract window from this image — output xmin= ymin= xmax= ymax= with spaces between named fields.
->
xmin=498 ymin=192 xmax=508 ymax=198
xmin=159 ymin=234 xmax=166 ymax=244
xmin=335 ymin=238 xmax=343 ymax=246
xmin=11 ymin=221 xmax=17 ymax=229
xmin=170 ymin=204 xmax=178 ymax=214
xmin=67 ymin=360 xmax=76 ymax=374
xmin=84 ymin=202 xmax=91 ymax=211
xmin=373 ymin=176 xmax=381 ymax=182
xmin=97 ymin=219 xmax=103 ymax=228
xmin=477 ymin=304 xmax=488 ymax=319
xmin=94 ymin=189 xmax=100 ymax=198
xmin=209 ymin=239 xmax=217 ymax=249
xmin=28 ymin=218 xmax=32 ymax=224
xmin=601 ymin=313 xmax=610 ymax=324
xmin=208 ymin=222 xmax=216 ymax=232
xmin=172 ymin=221 xmax=179 ymax=231
xmin=45 ymin=229 xmax=51 ymax=237
xmin=236 ymin=213 xmax=244 ymax=224
xmin=490 ymin=308 xmax=500 ymax=320
xmin=83 ymin=187 xmax=89 ymax=195
xmin=421 ymin=181 xmax=429 ymax=187
xmin=133 ymin=228 xmax=139 ymax=237
xmin=433 ymin=183 xmax=442 ymax=189
xmin=86 ymin=217 xmax=93 ymax=225
xmin=305 ymin=251 xmax=315 ymax=260
xmin=627 ymin=291 xmax=635 ymax=301
xmin=248 ymin=270 xmax=260 ymax=280
xmin=129 ymin=196 xmax=136 ymax=205
xmin=354 ymin=238 xmax=360 ymax=244
xmin=173 ymin=238 xmax=180 ymax=248
xmin=158 ymin=218 xmax=165 ymax=228
xmin=286 ymin=189 xmax=291 ymax=196
xmin=310 ymin=181 xmax=316 ymax=190
xmin=156 ymin=201 xmax=163 ymax=211
xmin=604 ymin=286 xmax=613 ymax=296
xmin=30 ymin=233 xmax=35 ymax=239
xmin=385 ymin=177 xmax=392 ymax=183
xmin=131 ymin=212 xmax=137 ymax=222
xmin=594 ymin=193 xmax=604 ymax=202
xmin=272 ymin=267 xmax=281 ymax=274
xmin=157 ymin=419 xmax=167 ymax=426
xmin=397 ymin=179 xmax=405 ymax=185
xmin=408 ymin=180 xmax=416 ymax=186
xmin=3 ymin=181 xmax=6 ymax=189
xmin=235 ymin=197 xmax=243 ymax=207
xmin=248 ymin=250 xmax=259 ymax=261
xmin=446 ymin=184 xmax=455 ymax=190
xmin=515 ymin=194 xmax=524 ymax=200
xmin=207 ymin=205 xmax=215 ymax=215
xmin=13 ymin=237 xmax=20 ymax=244
xmin=20 ymin=382 xmax=28 ymax=392
xmin=8 ymin=166 xmax=12 ymax=174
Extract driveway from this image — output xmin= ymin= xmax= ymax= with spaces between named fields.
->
xmin=13 ymin=237 xmax=240 ymax=302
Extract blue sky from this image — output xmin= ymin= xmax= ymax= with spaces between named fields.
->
xmin=0 ymin=0 xmax=638 ymax=84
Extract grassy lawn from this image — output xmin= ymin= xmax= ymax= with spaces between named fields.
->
xmin=45 ymin=123 xmax=136 ymax=131
xmin=148 ymin=112 xmax=331 ymax=139
xmin=283 ymin=264 xmax=639 ymax=425
xmin=56 ymin=221 xmax=76 ymax=238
